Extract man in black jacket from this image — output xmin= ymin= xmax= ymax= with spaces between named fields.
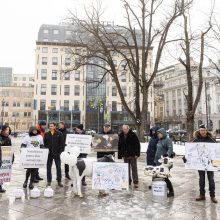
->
xmin=193 ymin=124 xmax=217 ymax=203
xmin=118 ymin=125 xmax=140 ymax=188
xmin=44 ymin=122 xmax=64 ymax=187
xmin=58 ymin=121 xmax=71 ymax=180
xmin=97 ymin=123 xmax=115 ymax=159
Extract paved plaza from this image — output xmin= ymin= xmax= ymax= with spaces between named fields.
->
xmin=0 ymin=137 xmax=220 ymax=220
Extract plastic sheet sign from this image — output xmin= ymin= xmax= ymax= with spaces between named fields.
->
xmin=185 ymin=142 xmax=220 ymax=171
xmin=0 ymin=146 xmax=13 ymax=184
xmin=20 ymin=148 xmax=49 ymax=168
xmin=65 ymin=134 xmax=92 ymax=154
xmin=92 ymin=162 xmax=129 ymax=190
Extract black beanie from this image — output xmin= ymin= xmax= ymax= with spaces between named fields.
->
xmin=76 ymin=124 xmax=83 ymax=130
xmin=39 ymin=121 xmax=47 ymax=126
xmin=199 ymin=124 xmax=206 ymax=129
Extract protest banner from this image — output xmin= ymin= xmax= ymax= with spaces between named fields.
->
xmin=0 ymin=146 xmax=13 ymax=184
xmin=92 ymin=162 xmax=129 ymax=190
xmin=65 ymin=134 xmax=92 ymax=154
xmin=185 ymin=142 xmax=220 ymax=171
xmin=92 ymin=134 xmax=119 ymax=152
xmin=20 ymin=148 xmax=49 ymax=168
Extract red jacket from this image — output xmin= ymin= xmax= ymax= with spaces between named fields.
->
xmin=37 ymin=124 xmax=46 ymax=138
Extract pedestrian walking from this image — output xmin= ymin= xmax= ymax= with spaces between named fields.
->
xmin=97 ymin=123 xmax=115 ymax=159
xmin=118 ymin=125 xmax=140 ymax=188
xmin=154 ymin=128 xmax=174 ymax=197
xmin=58 ymin=121 xmax=71 ymax=180
xmin=44 ymin=122 xmax=64 ymax=187
xmin=0 ymin=125 xmax=13 ymax=193
xmin=21 ymin=126 xmax=44 ymax=190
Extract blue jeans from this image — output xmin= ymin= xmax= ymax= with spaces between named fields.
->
xmin=47 ymin=155 xmax=62 ymax=183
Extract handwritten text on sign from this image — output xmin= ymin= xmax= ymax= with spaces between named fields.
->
xmin=20 ymin=148 xmax=49 ymax=168
xmin=92 ymin=162 xmax=129 ymax=190
xmin=65 ymin=134 xmax=92 ymax=154
xmin=0 ymin=146 xmax=13 ymax=184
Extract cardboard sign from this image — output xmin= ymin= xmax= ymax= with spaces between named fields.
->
xmin=92 ymin=134 xmax=119 ymax=152
xmin=92 ymin=162 xmax=129 ymax=190
xmin=65 ymin=134 xmax=92 ymax=154
xmin=185 ymin=142 xmax=220 ymax=171
xmin=20 ymin=148 xmax=49 ymax=168
xmin=0 ymin=146 xmax=13 ymax=184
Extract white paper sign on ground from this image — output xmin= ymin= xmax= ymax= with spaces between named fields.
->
xmin=65 ymin=134 xmax=92 ymax=154
xmin=0 ymin=146 xmax=13 ymax=184
xmin=20 ymin=148 xmax=49 ymax=168
xmin=185 ymin=142 xmax=220 ymax=171
xmin=92 ymin=162 xmax=129 ymax=190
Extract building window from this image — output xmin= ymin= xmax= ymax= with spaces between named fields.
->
xmin=64 ymin=100 xmax=69 ymax=111
xmin=23 ymin=77 xmax=26 ymax=81
xmin=13 ymin=102 xmax=20 ymax=107
xmin=14 ymin=77 xmax=17 ymax=81
xmin=43 ymin=29 xmax=49 ymax=34
xmin=75 ymin=71 xmax=80 ymax=81
xmin=74 ymin=100 xmax=80 ymax=111
xmin=53 ymin=29 xmax=59 ymax=35
xmin=112 ymin=101 xmax=117 ymax=111
xmin=24 ymin=112 xmax=28 ymax=117
xmin=43 ymin=38 xmax=48 ymax=42
xmin=42 ymin=57 xmax=48 ymax=65
xmin=121 ymin=72 xmax=126 ymax=82
xmin=40 ymin=100 xmax=46 ymax=110
xmin=52 ymin=48 xmax=58 ymax=53
xmin=41 ymin=84 xmax=47 ymax=95
xmin=51 ymin=100 xmax=56 ymax=110
xmin=122 ymin=86 xmax=127 ymax=97
xmin=65 ymin=58 xmax=71 ymax=66
xmin=64 ymin=85 xmax=70 ymax=95
xmin=112 ymin=86 xmax=117 ymax=96
xmin=64 ymin=72 xmax=70 ymax=80
xmin=66 ymin=30 xmax=72 ymax=35
xmin=52 ymin=70 xmax=57 ymax=80
xmin=74 ymin=85 xmax=80 ymax=96
xmin=52 ymin=57 xmax=58 ymax=65
xmin=51 ymin=85 xmax=57 ymax=95
xmin=41 ymin=69 xmax=47 ymax=80
xmin=42 ymin=47 xmax=48 ymax=53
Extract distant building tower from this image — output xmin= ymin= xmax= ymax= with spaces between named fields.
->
xmin=0 ymin=67 xmax=13 ymax=86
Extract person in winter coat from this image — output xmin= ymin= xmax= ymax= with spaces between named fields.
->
xmin=58 ymin=121 xmax=71 ymax=180
xmin=44 ymin=122 xmax=64 ymax=187
xmin=146 ymin=126 xmax=160 ymax=166
xmin=35 ymin=120 xmax=47 ymax=181
xmin=97 ymin=123 xmax=115 ymax=159
xmin=75 ymin=124 xmax=87 ymax=186
xmin=118 ymin=125 xmax=140 ymax=188
xmin=21 ymin=126 xmax=44 ymax=189
xmin=0 ymin=125 xmax=12 ymax=193
xmin=154 ymin=128 xmax=174 ymax=197
xmin=193 ymin=124 xmax=217 ymax=203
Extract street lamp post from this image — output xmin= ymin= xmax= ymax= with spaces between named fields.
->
xmin=1 ymin=99 xmax=5 ymax=126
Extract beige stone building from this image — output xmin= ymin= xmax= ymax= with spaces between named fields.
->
xmin=13 ymin=74 xmax=35 ymax=87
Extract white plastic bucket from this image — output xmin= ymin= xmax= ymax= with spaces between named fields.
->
xmin=44 ymin=186 xmax=54 ymax=198
xmin=30 ymin=186 xmax=41 ymax=198
xmin=13 ymin=188 xmax=24 ymax=199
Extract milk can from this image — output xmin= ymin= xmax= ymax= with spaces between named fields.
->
xmin=44 ymin=186 xmax=54 ymax=198
xmin=152 ymin=178 xmax=167 ymax=202
xmin=13 ymin=188 xmax=24 ymax=199
xmin=30 ymin=186 xmax=41 ymax=198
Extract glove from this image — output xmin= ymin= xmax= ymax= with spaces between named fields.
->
xmin=163 ymin=154 xmax=168 ymax=157
xmin=182 ymin=156 xmax=187 ymax=163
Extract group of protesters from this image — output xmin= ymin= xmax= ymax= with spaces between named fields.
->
xmin=0 ymin=121 xmax=218 ymax=203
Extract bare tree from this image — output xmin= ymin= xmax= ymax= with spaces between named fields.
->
xmin=178 ymin=0 xmax=213 ymax=140
xmin=66 ymin=0 xmax=192 ymax=140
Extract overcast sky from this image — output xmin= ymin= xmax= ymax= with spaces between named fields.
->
xmin=0 ymin=0 xmax=219 ymax=74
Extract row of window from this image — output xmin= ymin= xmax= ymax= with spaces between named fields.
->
xmin=41 ymin=56 xmax=81 ymax=66
xmin=43 ymin=29 xmax=72 ymax=36
xmin=40 ymin=70 xmax=80 ymax=81
xmin=2 ymin=101 xmax=32 ymax=107
xmin=40 ymin=100 xmax=80 ymax=111
xmin=14 ymin=77 xmax=34 ymax=81
xmin=1 ymin=112 xmax=32 ymax=117
xmin=40 ymin=84 xmax=81 ymax=96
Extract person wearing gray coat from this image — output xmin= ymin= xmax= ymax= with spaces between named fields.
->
xmin=154 ymin=128 xmax=174 ymax=197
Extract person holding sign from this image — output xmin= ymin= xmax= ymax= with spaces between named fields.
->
xmin=118 ymin=125 xmax=140 ymax=188
xmin=192 ymin=124 xmax=217 ymax=203
xmin=0 ymin=125 xmax=13 ymax=193
xmin=21 ymin=126 xmax=44 ymax=190
xmin=44 ymin=122 xmax=64 ymax=187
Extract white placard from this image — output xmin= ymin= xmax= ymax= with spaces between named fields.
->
xmin=20 ymin=148 xmax=49 ymax=168
xmin=185 ymin=142 xmax=220 ymax=171
xmin=65 ymin=134 xmax=92 ymax=154
xmin=141 ymin=142 xmax=147 ymax=153
xmin=92 ymin=162 xmax=129 ymax=190
xmin=0 ymin=146 xmax=13 ymax=184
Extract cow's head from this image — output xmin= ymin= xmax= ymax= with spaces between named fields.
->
xmin=98 ymin=154 xmax=115 ymax=163
xmin=158 ymin=155 xmax=173 ymax=168
xmin=60 ymin=146 xmax=80 ymax=166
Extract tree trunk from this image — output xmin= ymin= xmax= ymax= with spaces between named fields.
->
xmin=136 ymin=122 xmax=145 ymax=142
xmin=186 ymin=114 xmax=194 ymax=141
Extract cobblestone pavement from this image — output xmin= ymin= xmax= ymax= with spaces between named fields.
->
xmin=0 ymin=137 xmax=220 ymax=220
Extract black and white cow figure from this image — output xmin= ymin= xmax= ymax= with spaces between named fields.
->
xmin=61 ymin=147 xmax=115 ymax=197
xmin=144 ymin=155 xmax=173 ymax=178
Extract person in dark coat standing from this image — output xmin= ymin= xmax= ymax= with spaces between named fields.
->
xmin=146 ymin=126 xmax=160 ymax=166
xmin=97 ymin=123 xmax=115 ymax=159
xmin=58 ymin=121 xmax=71 ymax=180
xmin=44 ymin=122 xmax=64 ymax=187
xmin=75 ymin=124 xmax=87 ymax=186
xmin=0 ymin=125 xmax=12 ymax=193
xmin=118 ymin=125 xmax=140 ymax=188
xmin=193 ymin=124 xmax=217 ymax=203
